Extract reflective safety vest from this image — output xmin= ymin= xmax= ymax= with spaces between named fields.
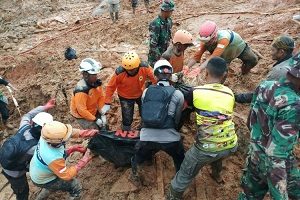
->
xmin=193 ymin=83 xmax=237 ymax=152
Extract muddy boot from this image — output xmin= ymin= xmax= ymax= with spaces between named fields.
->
xmin=110 ymin=12 xmax=115 ymax=23
xmin=210 ymin=160 xmax=224 ymax=184
xmin=166 ymin=186 xmax=183 ymax=200
xmin=132 ymin=7 xmax=136 ymax=15
xmin=145 ymin=2 xmax=152 ymax=13
xmin=130 ymin=157 xmax=142 ymax=187
xmin=115 ymin=12 xmax=119 ymax=21
xmin=35 ymin=188 xmax=50 ymax=200
xmin=241 ymin=64 xmax=251 ymax=75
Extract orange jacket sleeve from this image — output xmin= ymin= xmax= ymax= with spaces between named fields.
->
xmin=105 ymin=74 xmax=118 ymax=104
xmin=48 ymin=159 xmax=77 ymax=181
xmin=146 ymin=67 xmax=157 ymax=84
xmin=73 ymin=93 xmax=96 ymax=121
xmin=210 ymin=38 xmax=230 ymax=57
xmin=193 ymin=43 xmax=206 ymax=61
xmin=97 ymin=87 xmax=105 ymax=109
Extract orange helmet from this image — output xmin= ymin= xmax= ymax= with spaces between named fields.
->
xmin=122 ymin=51 xmax=141 ymax=70
xmin=41 ymin=121 xmax=73 ymax=144
xmin=173 ymin=30 xmax=193 ymax=45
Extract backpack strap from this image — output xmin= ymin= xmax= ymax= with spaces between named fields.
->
xmin=228 ymin=30 xmax=234 ymax=44
xmin=36 ymin=142 xmax=48 ymax=166
xmin=115 ymin=66 xmax=125 ymax=75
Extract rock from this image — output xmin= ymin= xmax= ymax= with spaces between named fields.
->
xmin=13 ymin=39 xmax=18 ymax=43
xmin=110 ymin=169 xmax=138 ymax=193
xmin=3 ymin=43 xmax=13 ymax=50
xmin=247 ymin=22 xmax=254 ymax=27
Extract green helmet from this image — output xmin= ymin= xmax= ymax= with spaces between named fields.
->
xmin=160 ymin=0 xmax=175 ymax=11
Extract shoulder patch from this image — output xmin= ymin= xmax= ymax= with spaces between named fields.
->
xmin=115 ymin=66 xmax=125 ymax=75
xmin=139 ymin=61 xmax=149 ymax=68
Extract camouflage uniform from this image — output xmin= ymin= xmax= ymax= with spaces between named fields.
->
xmin=148 ymin=15 xmax=172 ymax=67
xmin=238 ymin=75 xmax=300 ymax=199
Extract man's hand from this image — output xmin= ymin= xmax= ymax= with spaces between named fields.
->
xmin=66 ymin=144 xmax=86 ymax=156
xmin=44 ymin=98 xmax=56 ymax=110
xmin=79 ymin=129 xmax=99 ymax=138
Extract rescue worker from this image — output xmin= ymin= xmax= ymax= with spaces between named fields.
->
xmin=235 ymin=35 xmax=295 ymax=103
xmin=161 ymin=29 xmax=194 ymax=81
xmin=70 ymin=58 xmax=106 ymax=130
xmin=148 ymin=0 xmax=175 ymax=67
xmin=0 ymin=99 xmax=55 ymax=200
xmin=131 ymin=59 xmax=185 ymax=185
xmin=131 ymin=0 xmax=150 ymax=15
xmin=238 ymin=52 xmax=300 ymax=200
xmin=167 ymin=57 xmax=238 ymax=200
xmin=187 ymin=20 xmax=258 ymax=75
xmin=102 ymin=51 xmax=156 ymax=131
xmin=30 ymin=121 xmax=98 ymax=200
xmin=0 ymin=77 xmax=17 ymax=129
xmin=108 ymin=0 xmax=120 ymax=23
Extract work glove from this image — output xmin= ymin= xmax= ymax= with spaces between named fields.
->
xmin=44 ymin=98 xmax=56 ymax=110
xmin=171 ymin=74 xmax=178 ymax=83
xmin=187 ymin=67 xmax=202 ymax=78
xmin=75 ymin=149 xmax=92 ymax=171
xmin=101 ymin=104 xmax=111 ymax=115
xmin=66 ymin=144 xmax=86 ymax=156
xmin=101 ymin=115 xmax=107 ymax=126
xmin=182 ymin=66 xmax=189 ymax=75
xmin=96 ymin=118 xmax=104 ymax=127
xmin=79 ymin=129 xmax=98 ymax=138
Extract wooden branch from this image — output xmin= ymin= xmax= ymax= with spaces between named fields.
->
xmin=251 ymin=48 xmax=266 ymax=60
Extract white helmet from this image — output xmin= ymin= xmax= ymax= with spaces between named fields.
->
xmin=32 ymin=112 xmax=54 ymax=126
xmin=153 ymin=60 xmax=173 ymax=75
xmin=79 ymin=58 xmax=102 ymax=74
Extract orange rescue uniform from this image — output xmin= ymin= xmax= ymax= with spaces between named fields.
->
xmin=105 ymin=64 xmax=156 ymax=104
xmin=70 ymin=79 xmax=105 ymax=121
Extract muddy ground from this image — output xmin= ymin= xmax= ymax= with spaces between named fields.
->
xmin=0 ymin=0 xmax=299 ymax=199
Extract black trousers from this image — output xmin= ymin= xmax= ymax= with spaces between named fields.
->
xmin=2 ymin=171 xmax=29 ymax=200
xmin=119 ymin=96 xmax=142 ymax=130
xmin=132 ymin=141 xmax=185 ymax=172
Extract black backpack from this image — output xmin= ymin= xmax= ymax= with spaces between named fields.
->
xmin=0 ymin=125 xmax=38 ymax=171
xmin=141 ymin=85 xmax=176 ymax=129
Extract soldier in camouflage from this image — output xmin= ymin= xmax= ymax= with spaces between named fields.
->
xmin=148 ymin=0 xmax=175 ymax=67
xmin=238 ymin=52 xmax=300 ymax=200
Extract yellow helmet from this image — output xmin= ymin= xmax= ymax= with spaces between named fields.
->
xmin=41 ymin=121 xmax=73 ymax=144
xmin=122 ymin=51 xmax=141 ymax=70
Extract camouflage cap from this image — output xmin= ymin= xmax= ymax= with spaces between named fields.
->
xmin=160 ymin=0 xmax=175 ymax=11
xmin=272 ymin=35 xmax=295 ymax=51
xmin=288 ymin=52 xmax=300 ymax=78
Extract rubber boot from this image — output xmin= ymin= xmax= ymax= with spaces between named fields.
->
xmin=241 ymin=64 xmax=251 ymax=75
xmin=166 ymin=186 xmax=183 ymax=200
xmin=35 ymin=188 xmax=50 ymax=200
xmin=130 ymin=157 xmax=142 ymax=187
xmin=115 ymin=12 xmax=119 ymax=21
xmin=210 ymin=161 xmax=224 ymax=184
xmin=133 ymin=7 xmax=136 ymax=15
xmin=110 ymin=12 xmax=115 ymax=23
xmin=145 ymin=2 xmax=151 ymax=13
